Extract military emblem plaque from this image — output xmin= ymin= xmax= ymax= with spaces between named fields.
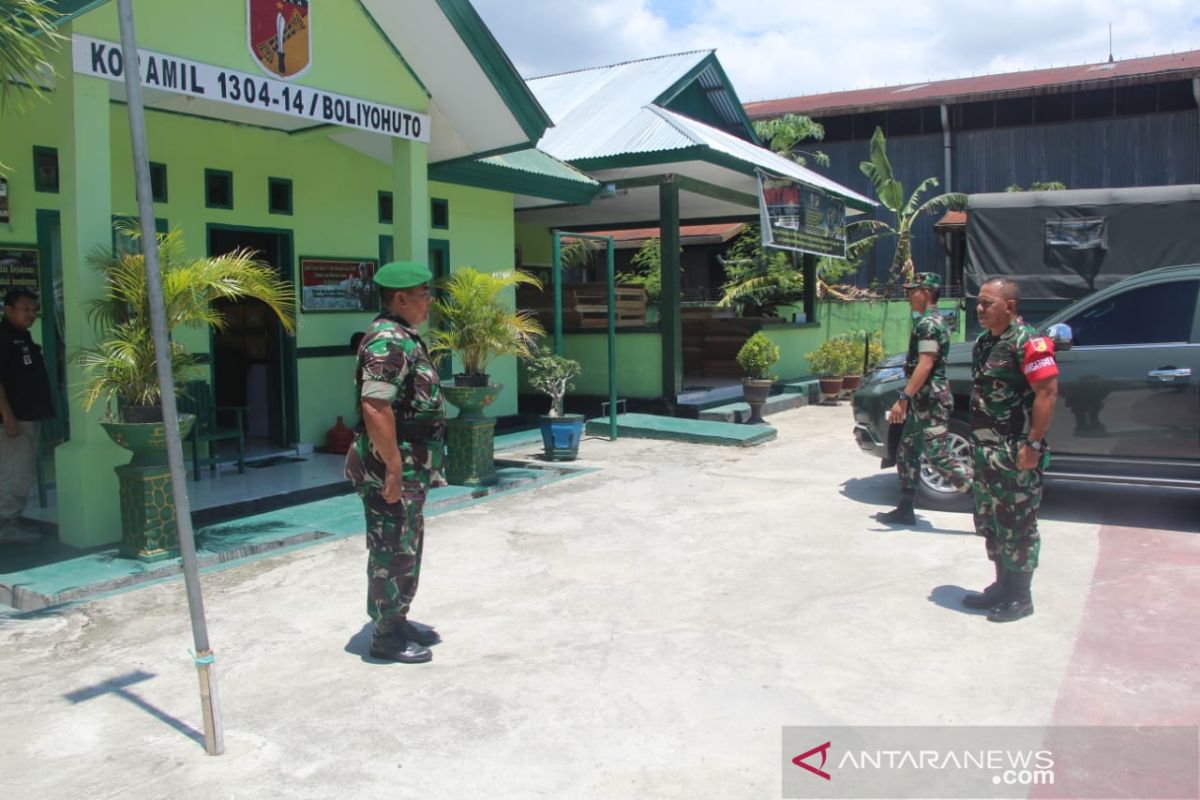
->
xmin=248 ymin=0 xmax=311 ymax=80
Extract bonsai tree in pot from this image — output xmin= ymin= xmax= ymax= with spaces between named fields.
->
xmin=526 ymin=352 xmax=584 ymax=460
xmin=806 ymin=339 xmax=845 ymax=404
xmin=736 ymin=331 xmax=780 ymax=424
xmin=428 ymin=267 xmax=545 ymax=388
xmin=75 ymin=221 xmax=294 ymax=559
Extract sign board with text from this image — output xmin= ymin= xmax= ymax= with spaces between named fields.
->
xmin=758 ymin=172 xmax=847 ymax=259
xmin=0 ymin=247 xmax=40 ymax=298
xmin=300 ymin=257 xmax=377 ymax=312
xmin=73 ymin=35 xmax=429 ymax=141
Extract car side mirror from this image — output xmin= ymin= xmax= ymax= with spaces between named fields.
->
xmin=1047 ymin=323 xmax=1073 ymax=351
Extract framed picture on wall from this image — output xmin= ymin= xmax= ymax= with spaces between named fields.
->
xmin=299 ymin=257 xmax=378 ymax=312
xmin=0 ymin=246 xmax=40 ymax=298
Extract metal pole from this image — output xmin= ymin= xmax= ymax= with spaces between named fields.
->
xmin=115 ymin=0 xmax=223 ymax=756
xmin=605 ymin=236 xmax=617 ymax=441
xmin=551 ymin=231 xmax=562 ymax=355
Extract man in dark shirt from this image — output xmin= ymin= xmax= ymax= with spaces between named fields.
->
xmin=0 ymin=288 xmax=54 ymax=543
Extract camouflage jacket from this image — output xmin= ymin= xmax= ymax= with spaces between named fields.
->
xmin=344 ymin=312 xmax=447 ymax=495
xmin=904 ymin=308 xmax=951 ymax=396
xmin=971 ymin=319 xmax=1059 ymax=438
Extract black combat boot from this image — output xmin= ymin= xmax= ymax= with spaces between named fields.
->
xmin=987 ymin=570 xmax=1034 ymax=623
xmin=370 ymin=620 xmax=433 ymax=663
xmin=875 ymin=496 xmax=916 ymax=525
xmin=403 ymin=619 xmax=442 ymax=647
xmin=962 ymin=560 xmax=1005 ymax=609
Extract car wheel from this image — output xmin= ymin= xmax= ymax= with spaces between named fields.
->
xmin=916 ymin=418 xmax=973 ymax=512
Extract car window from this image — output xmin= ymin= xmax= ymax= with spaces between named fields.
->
xmin=1065 ymin=280 xmax=1198 ymax=346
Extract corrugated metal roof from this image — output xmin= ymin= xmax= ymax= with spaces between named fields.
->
xmin=650 ymin=107 xmax=875 ymax=209
xmin=530 ymin=51 xmax=714 ymax=161
xmin=745 ymin=50 xmax=1200 ymax=118
xmin=482 ymin=149 xmax=597 ymax=184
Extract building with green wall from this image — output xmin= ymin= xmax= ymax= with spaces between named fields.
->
xmin=0 ymin=0 xmax=600 ymax=548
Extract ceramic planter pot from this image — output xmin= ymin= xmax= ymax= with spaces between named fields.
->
xmin=538 ymin=413 xmax=585 ymax=460
xmin=741 ymin=378 xmax=773 ymax=424
xmin=441 ymin=383 xmax=503 ymax=485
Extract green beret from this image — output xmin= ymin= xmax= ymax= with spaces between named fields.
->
xmin=374 ymin=260 xmax=432 ymax=289
xmin=903 ymin=272 xmax=942 ymax=291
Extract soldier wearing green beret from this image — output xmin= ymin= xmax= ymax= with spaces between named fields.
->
xmin=877 ymin=269 xmax=971 ymax=525
xmin=344 ymin=260 xmax=446 ymax=663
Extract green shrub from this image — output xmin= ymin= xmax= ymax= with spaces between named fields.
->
xmin=736 ymin=332 xmax=780 ymax=379
xmin=805 ymin=338 xmax=844 ymax=376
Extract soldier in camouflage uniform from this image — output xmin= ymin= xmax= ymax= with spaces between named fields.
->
xmin=963 ymin=277 xmax=1059 ymax=623
xmin=344 ymin=261 xmax=447 ymax=663
xmin=876 ymin=273 xmax=971 ymax=526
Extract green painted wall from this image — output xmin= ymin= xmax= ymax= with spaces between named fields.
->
xmin=560 ymin=332 xmax=662 ymax=397
xmin=516 ymin=222 xmax=553 ymax=266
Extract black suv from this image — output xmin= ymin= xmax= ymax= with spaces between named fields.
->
xmin=852 ymin=265 xmax=1200 ymax=509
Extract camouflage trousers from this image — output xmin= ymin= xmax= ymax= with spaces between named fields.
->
xmin=897 ymin=396 xmax=970 ymax=495
xmin=971 ymin=440 xmax=1044 ymax=572
xmin=362 ymin=489 xmax=427 ymax=624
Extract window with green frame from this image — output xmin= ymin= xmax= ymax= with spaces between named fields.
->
xmin=268 ymin=177 xmax=293 ymax=215
xmin=205 ymin=168 xmax=233 ymax=209
xmin=378 ymin=191 xmax=393 ymax=224
xmin=33 ymin=147 xmax=59 ymax=193
xmin=149 ymin=162 xmax=168 ymax=203
xmin=112 ymin=216 xmax=169 ymax=256
xmin=431 ymin=198 xmax=449 ymax=229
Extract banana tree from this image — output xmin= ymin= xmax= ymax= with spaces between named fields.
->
xmin=848 ymin=126 xmax=965 ymax=294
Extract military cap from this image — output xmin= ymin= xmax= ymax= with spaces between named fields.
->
xmin=374 ymin=260 xmax=432 ymax=289
xmin=902 ymin=272 xmax=942 ymax=291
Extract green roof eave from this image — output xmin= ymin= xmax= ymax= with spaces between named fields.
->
xmin=653 ymin=52 xmax=760 ymax=145
xmin=48 ymin=0 xmax=110 ymax=25
xmin=434 ymin=0 xmax=553 ymax=144
xmin=430 ymin=159 xmax=601 ymax=206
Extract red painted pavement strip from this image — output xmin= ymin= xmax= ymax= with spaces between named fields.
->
xmin=1033 ymin=521 xmax=1200 ymax=798
xmin=1050 ymin=523 xmax=1200 ymax=726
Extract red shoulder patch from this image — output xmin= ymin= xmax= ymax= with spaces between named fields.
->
xmin=1021 ymin=337 xmax=1058 ymax=383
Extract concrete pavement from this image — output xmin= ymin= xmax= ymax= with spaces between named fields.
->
xmin=1 ymin=404 xmax=1197 ymax=799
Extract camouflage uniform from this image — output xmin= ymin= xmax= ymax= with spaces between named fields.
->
xmin=344 ymin=312 xmax=446 ymax=625
xmin=970 ymin=319 xmax=1058 ymax=572
xmin=896 ymin=308 xmax=970 ymax=494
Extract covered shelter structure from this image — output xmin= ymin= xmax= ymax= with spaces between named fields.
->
xmin=507 ymin=51 xmax=874 ymax=402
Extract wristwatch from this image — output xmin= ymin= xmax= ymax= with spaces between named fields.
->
xmin=898 ymin=390 xmax=913 ymax=402
xmin=1026 ymin=439 xmax=1045 ymax=452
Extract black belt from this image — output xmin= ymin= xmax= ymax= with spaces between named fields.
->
xmin=396 ymin=420 xmax=445 ymax=443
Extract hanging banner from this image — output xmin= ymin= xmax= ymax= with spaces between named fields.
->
xmin=248 ymin=0 xmax=311 ymax=80
xmin=758 ymin=171 xmax=846 ymax=259
xmin=73 ymin=35 xmax=429 ymax=142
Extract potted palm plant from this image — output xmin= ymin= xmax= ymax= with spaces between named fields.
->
xmin=428 ymin=267 xmax=546 ymax=485
xmin=77 ymin=221 xmax=294 ymax=559
xmin=736 ymin=332 xmax=780 ymax=424
xmin=806 ymin=339 xmax=845 ymax=404
xmin=526 ymin=353 xmax=584 ymax=460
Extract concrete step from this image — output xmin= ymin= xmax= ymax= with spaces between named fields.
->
xmin=697 ymin=380 xmax=823 ymax=424
xmin=585 ymin=413 xmax=775 ymax=446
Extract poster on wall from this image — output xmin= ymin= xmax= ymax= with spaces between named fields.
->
xmin=757 ymin=170 xmax=846 ymax=259
xmin=300 ymin=257 xmax=377 ymax=312
xmin=0 ymin=247 xmax=40 ymax=298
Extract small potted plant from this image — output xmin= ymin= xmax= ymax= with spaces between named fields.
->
xmin=806 ymin=339 xmax=845 ymax=403
xmin=736 ymin=331 xmax=780 ymax=424
xmin=526 ymin=353 xmax=584 ymax=460
xmin=836 ymin=330 xmax=884 ymax=395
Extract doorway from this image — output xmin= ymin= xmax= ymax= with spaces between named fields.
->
xmin=207 ymin=225 xmax=297 ymax=449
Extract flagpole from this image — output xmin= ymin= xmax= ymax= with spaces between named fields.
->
xmin=115 ymin=0 xmax=224 ymax=756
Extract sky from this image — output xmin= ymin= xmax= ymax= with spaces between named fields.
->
xmin=470 ymin=0 xmax=1200 ymax=103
